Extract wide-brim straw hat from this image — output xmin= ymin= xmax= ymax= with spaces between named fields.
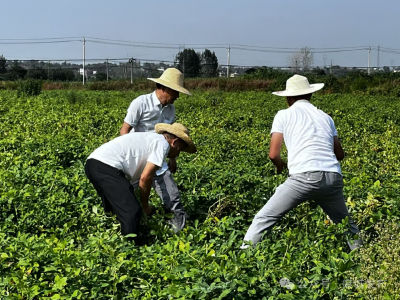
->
xmin=272 ymin=74 xmax=324 ymax=97
xmin=155 ymin=123 xmax=197 ymax=153
xmin=148 ymin=68 xmax=191 ymax=96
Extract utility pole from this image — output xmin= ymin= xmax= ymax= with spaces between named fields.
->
xmin=368 ymin=46 xmax=371 ymax=75
xmin=106 ymin=58 xmax=109 ymax=81
xmin=182 ymin=45 xmax=185 ymax=79
xmin=129 ymin=58 xmax=135 ymax=84
xmin=47 ymin=60 xmax=50 ymax=79
xmin=323 ymin=55 xmax=327 ymax=68
xmin=82 ymin=37 xmax=86 ymax=85
xmin=330 ymin=60 xmax=333 ymax=75
xmin=227 ymin=45 xmax=230 ymax=78
xmin=377 ymin=45 xmax=380 ymax=71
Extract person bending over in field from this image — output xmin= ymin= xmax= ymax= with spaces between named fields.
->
xmin=119 ymin=68 xmax=191 ymax=232
xmin=241 ymin=75 xmax=362 ymax=250
xmin=85 ymin=123 xmax=196 ymax=242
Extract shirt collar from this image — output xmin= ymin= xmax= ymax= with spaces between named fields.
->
xmin=293 ymin=100 xmax=311 ymax=105
xmin=151 ymin=91 xmax=162 ymax=107
xmin=151 ymin=91 xmax=170 ymax=108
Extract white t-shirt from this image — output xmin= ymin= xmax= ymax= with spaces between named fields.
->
xmin=271 ymin=100 xmax=341 ymax=175
xmin=87 ymin=133 xmax=170 ymax=185
xmin=124 ymin=91 xmax=175 ymax=176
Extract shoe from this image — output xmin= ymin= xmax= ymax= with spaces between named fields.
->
xmin=347 ymin=239 xmax=363 ymax=250
xmin=240 ymin=243 xmax=250 ymax=250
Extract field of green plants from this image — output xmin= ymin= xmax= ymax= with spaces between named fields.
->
xmin=1 ymin=89 xmax=400 ymax=299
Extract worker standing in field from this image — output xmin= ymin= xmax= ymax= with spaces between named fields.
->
xmin=242 ymin=74 xmax=362 ymax=250
xmin=85 ymin=123 xmax=196 ymax=240
xmin=120 ymin=68 xmax=192 ymax=232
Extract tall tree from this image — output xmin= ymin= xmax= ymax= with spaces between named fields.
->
xmin=0 ymin=55 xmax=7 ymax=74
xmin=7 ymin=60 xmax=27 ymax=80
xmin=200 ymin=49 xmax=218 ymax=77
xmin=27 ymin=67 xmax=48 ymax=80
xmin=175 ymin=48 xmax=200 ymax=78
xmin=287 ymin=46 xmax=314 ymax=72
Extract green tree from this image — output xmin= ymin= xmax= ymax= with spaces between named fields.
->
xmin=93 ymin=72 xmax=108 ymax=81
xmin=175 ymin=48 xmax=200 ymax=78
xmin=27 ymin=67 xmax=48 ymax=80
xmin=5 ymin=60 xmax=27 ymax=80
xmin=49 ymin=68 xmax=75 ymax=81
xmin=200 ymin=49 xmax=218 ymax=78
xmin=0 ymin=55 xmax=7 ymax=75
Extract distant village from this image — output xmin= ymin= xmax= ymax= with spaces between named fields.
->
xmin=1 ymin=55 xmax=399 ymax=82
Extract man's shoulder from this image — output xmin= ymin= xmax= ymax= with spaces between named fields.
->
xmin=130 ymin=92 xmax=153 ymax=105
xmin=147 ymin=133 xmax=169 ymax=148
xmin=273 ymin=108 xmax=288 ymax=119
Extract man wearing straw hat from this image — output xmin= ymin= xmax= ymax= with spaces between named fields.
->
xmin=242 ymin=74 xmax=362 ymax=250
xmin=85 ymin=123 xmax=196 ymax=240
xmin=119 ymin=68 xmax=192 ymax=232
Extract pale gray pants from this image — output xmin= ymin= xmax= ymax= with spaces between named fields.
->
xmin=152 ymin=170 xmax=186 ymax=232
xmin=243 ymin=171 xmax=359 ymax=246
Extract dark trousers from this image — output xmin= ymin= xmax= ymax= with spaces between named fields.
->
xmin=85 ymin=159 xmax=142 ymax=236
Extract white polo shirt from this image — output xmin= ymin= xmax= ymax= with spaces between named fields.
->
xmin=124 ymin=91 xmax=175 ymax=133
xmin=87 ymin=132 xmax=170 ymax=185
xmin=271 ymin=100 xmax=341 ymax=175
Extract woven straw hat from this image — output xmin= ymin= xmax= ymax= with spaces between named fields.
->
xmin=148 ymin=68 xmax=191 ymax=96
xmin=272 ymin=74 xmax=324 ymax=96
xmin=155 ymin=123 xmax=197 ymax=153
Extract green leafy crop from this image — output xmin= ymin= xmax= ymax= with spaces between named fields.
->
xmin=0 ymin=90 xmax=399 ymax=299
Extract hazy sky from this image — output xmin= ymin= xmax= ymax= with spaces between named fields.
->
xmin=1 ymin=0 xmax=400 ymax=68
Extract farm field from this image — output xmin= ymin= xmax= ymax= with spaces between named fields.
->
xmin=0 ymin=89 xmax=400 ymax=299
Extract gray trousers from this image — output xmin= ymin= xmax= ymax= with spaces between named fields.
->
xmin=152 ymin=170 xmax=186 ymax=232
xmin=243 ymin=171 xmax=359 ymax=246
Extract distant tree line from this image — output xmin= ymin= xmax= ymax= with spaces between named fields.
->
xmin=0 ymin=55 xmax=77 ymax=81
xmin=0 ymin=49 xmax=220 ymax=82
xmin=175 ymin=49 xmax=219 ymax=78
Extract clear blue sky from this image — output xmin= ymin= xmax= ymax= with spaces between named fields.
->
xmin=1 ymin=0 xmax=399 ymax=68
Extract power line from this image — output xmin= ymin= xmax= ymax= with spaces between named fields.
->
xmin=0 ymin=37 xmax=82 ymax=41
xmin=0 ymin=40 xmax=81 ymax=45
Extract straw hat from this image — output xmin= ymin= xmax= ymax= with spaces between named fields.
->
xmin=148 ymin=68 xmax=191 ymax=96
xmin=272 ymin=74 xmax=324 ymax=96
xmin=155 ymin=123 xmax=197 ymax=153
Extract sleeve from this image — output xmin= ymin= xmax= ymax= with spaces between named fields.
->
xmin=147 ymin=139 xmax=169 ymax=167
xmin=171 ymin=105 xmax=176 ymax=123
xmin=124 ymin=98 xmax=143 ymax=127
xmin=270 ymin=110 xmax=285 ymax=134
xmin=328 ymin=116 xmax=338 ymax=136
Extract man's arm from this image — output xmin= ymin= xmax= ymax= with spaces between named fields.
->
xmin=120 ymin=122 xmax=133 ymax=135
xmin=333 ymin=136 xmax=345 ymax=161
xmin=269 ymin=132 xmax=287 ymax=174
xmin=168 ymin=157 xmax=177 ymax=173
xmin=120 ymin=99 xmax=142 ymax=135
xmin=139 ymin=162 xmax=160 ymax=215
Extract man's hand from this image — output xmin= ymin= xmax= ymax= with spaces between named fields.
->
xmin=143 ymin=204 xmax=155 ymax=216
xmin=276 ymin=161 xmax=287 ymax=175
xmin=168 ymin=157 xmax=177 ymax=173
xmin=269 ymin=133 xmax=287 ymax=174
xmin=139 ymin=162 xmax=159 ymax=214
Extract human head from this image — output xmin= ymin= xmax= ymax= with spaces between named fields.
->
xmin=155 ymin=83 xmax=180 ymax=106
xmin=155 ymin=123 xmax=197 ymax=158
xmin=286 ymin=93 xmax=312 ymax=107
xmin=272 ymin=74 xmax=324 ymax=106
xmin=148 ymin=68 xmax=191 ymax=106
